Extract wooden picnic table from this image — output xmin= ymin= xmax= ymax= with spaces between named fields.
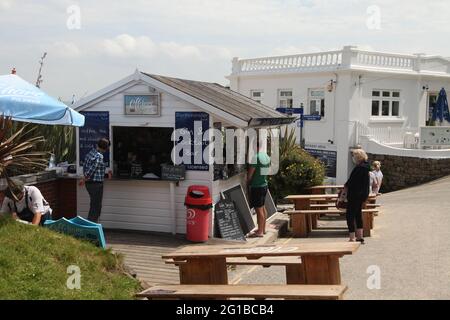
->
xmin=162 ymin=242 xmax=360 ymax=286
xmin=285 ymin=194 xmax=377 ymax=237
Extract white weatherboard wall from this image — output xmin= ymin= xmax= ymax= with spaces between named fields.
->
xmin=77 ymin=82 xmax=214 ymax=234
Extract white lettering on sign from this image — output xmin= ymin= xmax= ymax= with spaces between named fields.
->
xmin=221 ymin=246 xmax=299 ymax=254
xmin=186 ymin=209 xmax=196 ymax=220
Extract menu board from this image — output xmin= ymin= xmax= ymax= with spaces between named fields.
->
xmin=161 ymin=164 xmax=186 ymax=181
xmin=79 ymin=111 xmax=110 ymax=167
xmin=214 ymin=200 xmax=246 ymax=241
xmin=222 ymin=184 xmax=255 ymax=235
xmin=175 ymin=112 xmax=209 ymax=171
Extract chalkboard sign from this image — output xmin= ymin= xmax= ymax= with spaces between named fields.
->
xmin=222 ymin=184 xmax=255 ymax=235
xmin=175 ymin=112 xmax=209 ymax=171
xmin=265 ymin=190 xmax=277 ymax=219
xmin=214 ymin=200 xmax=246 ymax=241
xmin=79 ymin=111 xmax=110 ymax=167
xmin=161 ymin=164 xmax=186 ymax=181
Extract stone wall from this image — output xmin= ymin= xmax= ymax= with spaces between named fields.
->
xmin=367 ymin=153 xmax=450 ymax=192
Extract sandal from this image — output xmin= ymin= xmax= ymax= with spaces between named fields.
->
xmin=247 ymin=231 xmax=264 ymax=238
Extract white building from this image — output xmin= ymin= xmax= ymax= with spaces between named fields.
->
xmin=228 ymin=46 xmax=450 ymax=184
xmin=73 ymin=70 xmax=290 ymax=235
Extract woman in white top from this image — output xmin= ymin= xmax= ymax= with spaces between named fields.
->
xmin=371 ymin=161 xmax=383 ymax=195
xmin=1 ymin=180 xmax=52 ymax=226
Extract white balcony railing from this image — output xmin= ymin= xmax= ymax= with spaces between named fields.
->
xmin=231 ymin=46 xmax=450 ymax=75
xmin=237 ymin=51 xmax=343 ymax=73
xmin=355 ymin=51 xmax=415 ymax=70
xmin=356 ymin=122 xmax=419 ymax=148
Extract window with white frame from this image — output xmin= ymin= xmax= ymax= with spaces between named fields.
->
xmin=371 ymin=90 xmax=400 ymax=117
xmin=278 ymin=89 xmax=293 ymax=108
xmin=309 ymin=89 xmax=325 ymax=117
xmin=250 ymin=90 xmax=264 ymax=103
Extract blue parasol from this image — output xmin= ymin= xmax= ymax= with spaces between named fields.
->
xmin=0 ymin=74 xmax=84 ymax=126
xmin=432 ymin=88 xmax=450 ymax=124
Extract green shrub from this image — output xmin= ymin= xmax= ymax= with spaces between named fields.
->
xmin=269 ymin=145 xmax=325 ymax=202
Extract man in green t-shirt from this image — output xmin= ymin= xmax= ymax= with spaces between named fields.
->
xmin=247 ymin=147 xmax=271 ymax=238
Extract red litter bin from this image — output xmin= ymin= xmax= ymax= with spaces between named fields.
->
xmin=185 ymin=185 xmax=212 ymax=242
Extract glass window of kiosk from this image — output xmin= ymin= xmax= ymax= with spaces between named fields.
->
xmin=112 ymin=126 xmax=173 ymax=180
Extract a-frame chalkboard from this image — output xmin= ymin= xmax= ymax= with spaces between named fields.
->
xmin=221 ymin=184 xmax=255 ymax=235
xmin=214 ymin=200 xmax=246 ymax=241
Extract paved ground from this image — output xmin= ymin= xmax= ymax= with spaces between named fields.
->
xmin=235 ymin=176 xmax=450 ymax=299
xmin=107 ymin=177 xmax=450 ymax=299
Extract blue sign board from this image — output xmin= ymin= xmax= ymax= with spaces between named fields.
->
xmin=79 ymin=111 xmax=110 ymax=167
xmin=302 ymin=115 xmax=322 ymax=121
xmin=276 ymin=107 xmax=304 ymax=115
xmin=44 ymin=216 xmax=106 ymax=249
xmin=175 ymin=112 xmax=210 ymax=171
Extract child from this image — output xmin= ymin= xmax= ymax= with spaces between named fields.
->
xmin=371 ymin=161 xmax=383 ymax=195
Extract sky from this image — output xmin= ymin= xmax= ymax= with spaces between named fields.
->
xmin=1 ymin=0 xmax=450 ymax=101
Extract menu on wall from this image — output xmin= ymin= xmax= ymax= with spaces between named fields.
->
xmin=79 ymin=111 xmax=110 ymax=166
xmin=214 ymin=200 xmax=246 ymax=241
xmin=175 ymin=112 xmax=209 ymax=171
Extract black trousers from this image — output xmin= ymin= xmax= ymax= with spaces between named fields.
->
xmin=346 ymin=199 xmax=364 ymax=233
xmin=85 ymin=182 xmax=104 ymax=223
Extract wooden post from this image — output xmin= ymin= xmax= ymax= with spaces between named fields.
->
xmin=285 ymin=264 xmax=306 ymax=284
xmin=179 ymin=257 xmax=228 ymax=284
xmin=292 ymin=199 xmax=311 ymax=238
xmin=302 ymin=255 xmax=341 ymax=285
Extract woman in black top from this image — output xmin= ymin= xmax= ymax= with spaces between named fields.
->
xmin=345 ymin=149 xmax=370 ymax=243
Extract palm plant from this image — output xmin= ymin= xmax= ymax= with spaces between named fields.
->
xmin=279 ymin=125 xmax=298 ymax=160
xmin=0 ymin=116 xmax=49 ymax=197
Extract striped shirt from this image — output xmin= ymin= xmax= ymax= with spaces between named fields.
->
xmin=83 ymin=148 xmax=106 ymax=182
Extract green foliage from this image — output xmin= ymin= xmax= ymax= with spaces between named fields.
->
xmin=269 ymin=127 xmax=325 ymax=201
xmin=14 ymin=122 xmax=76 ymax=164
xmin=0 ymin=216 xmax=140 ymax=300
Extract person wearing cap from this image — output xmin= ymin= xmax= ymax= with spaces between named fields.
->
xmin=0 ymin=180 xmax=52 ymax=226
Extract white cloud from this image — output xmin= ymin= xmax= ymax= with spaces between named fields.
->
xmin=102 ymin=34 xmax=157 ymax=57
xmin=0 ymin=0 xmax=11 ymax=10
xmin=101 ymin=34 xmax=233 ymax=62
xmin=49 ymin=41 xmax=81 ymax=58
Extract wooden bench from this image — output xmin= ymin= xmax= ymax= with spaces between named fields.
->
xmin=136 ymin=284 xmax=348 ymax=300
xmin=166 ymin=256 xmax=305 ymax=284
xmin=284 ymin=209 xmax=378 ymax=238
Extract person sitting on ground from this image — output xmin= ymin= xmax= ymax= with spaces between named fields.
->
xmin=371 ymin=161 xmax=383 ymax=195
xmin=0 ymin=180 xmax=52 ymax=226
xmin=345 ymin=149 xmax=370 ymax=243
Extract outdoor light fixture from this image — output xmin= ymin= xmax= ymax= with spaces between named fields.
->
xmin=423 ymin=85 xmax=429 ymax=91
xmin=327 ymin=79 xmax=337 ymax=92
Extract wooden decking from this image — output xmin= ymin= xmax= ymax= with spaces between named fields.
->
xmin=106 ymin=230 xmax=189 ymax=287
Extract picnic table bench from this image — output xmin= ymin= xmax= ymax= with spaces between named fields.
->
xmin=136 ymin=284 xmax=348 ymax=300
xmin=162 ymin=242 xmax=360 ymax=285
xmin=166 ymin=256 xmax=305 ymax=284
xmin=284 ymin=209 xmax=378 ymax=237
xmin=285 ymin=194 xmax=378 ymax=238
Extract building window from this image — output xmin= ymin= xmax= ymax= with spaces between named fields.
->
xmin=371 ymin=90 xmax=401 ymax=117
xmin=309 ymin=89 xmax=325 ymax=117
xmin=278 ymin=89 xmax=293 ymax=108
xmin=250 ymin=90 xmax=264 ymax=103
